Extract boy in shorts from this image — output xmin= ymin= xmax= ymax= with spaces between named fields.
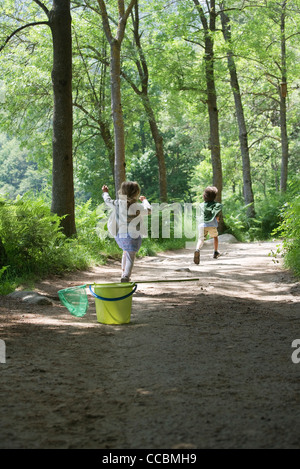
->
xmin=194 ymin=186 xmax=223 ymax=265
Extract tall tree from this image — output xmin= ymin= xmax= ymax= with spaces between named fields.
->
xmin=243 ymin=0 xmax=299 ymax=194
xmin=278 ymin=0 xmax=289 ymax=192
xmin=97 ymin=0 xmax=137 ymax=196
xmin=192 ymin=0 xmax=223 ymax=204
xmin=73 ymin=30 xmax=115 ymax=186
xmin=0 ymin=0 xmax=76 ymax=237
xmin=127 ymin=2 xmax=168 ymax=202
xmin=220 ymin=2 xmax=255 ymax=217
xmin=50 ymin=0 xmax=76 ymax=236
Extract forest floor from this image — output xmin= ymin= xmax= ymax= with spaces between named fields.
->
xmin=0 ymin=237 xmax=300 ymax=450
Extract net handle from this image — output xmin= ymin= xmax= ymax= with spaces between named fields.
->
xmin=131 ymin=278 xmax=200 ymax=284
xmin=86 ymin=278 xmax=199 ymax=288
xmin=89 ymin=284 xmax=137 ymax=302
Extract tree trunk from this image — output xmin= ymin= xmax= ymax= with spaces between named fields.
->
xmin=130 ymin=3 xmax=168 ymax=202
xmin=193 ymin=0 xmax=223 ymax=230
xmin=220 ymin=5 xmax=255 ymax=217
xmin=143 ymin=96 xmax=168 ymax=202
xmin=99 ymin=120 xmax=115 ymax=183
xmin=280 ymin=87 xmax=288 ymax=192
xmin=193 ymin=1 xmax=223 ymax=199
xmin=99 ymin=42 xmax=115 ymax=189
xmin=280 ymin=2 xmax=289 ymax=193
xmin=74 ymin=33 xmax=115 ymax=190
xmin=0 ymin=237 xmax=7 ymax=269
xmin=110 ymin=39 xmax=126 ymax=196
xmin=97 ymin=0 xmax=137 ymax=197
xmin=49 ymin=0 xmax=76 ymax=237
xmin=206 ymin=48 xmax=222 ymax=200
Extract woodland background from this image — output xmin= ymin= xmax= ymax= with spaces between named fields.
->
xmin=0 ymin=0 xmax=299 ymax=291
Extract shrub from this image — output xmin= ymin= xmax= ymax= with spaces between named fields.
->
xmin=0 ymin=195 xmax=106 ymax=291
xmin=0 ymin=194 xmax=65 ymax=276
xmin=222 ymin=193 xmax=285 ymax=241
xmin=273 ymin=179 xmax=300 ymax=278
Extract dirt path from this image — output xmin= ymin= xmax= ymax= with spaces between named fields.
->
xmin=0 ymin=239 xmax=300 ymax=449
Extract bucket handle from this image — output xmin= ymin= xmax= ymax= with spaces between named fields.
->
xmin=89 ymin=284 xmax=137 ymax=302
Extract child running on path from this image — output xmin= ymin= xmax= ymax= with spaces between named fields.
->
xmin=102 ymin=181 xmax=151 ymax=282
xmin=194 ymin=186 xmax=223 ymax=265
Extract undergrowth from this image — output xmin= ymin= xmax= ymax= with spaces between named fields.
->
xmin=271 ymin=179 xmax=300 ymax=278
xmin=1 ymin=187 xmax=298 ymax=295
xmin=0 ymin=196 xmax=187 ymax=294
xmin=222 ymin=193 xmax=285 ymax=242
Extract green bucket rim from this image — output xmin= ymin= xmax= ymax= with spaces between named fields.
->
xmin=89 ymin=283 xmax=137 ymax=302
xmin=93 ymin=282 xmax=135 ymax=288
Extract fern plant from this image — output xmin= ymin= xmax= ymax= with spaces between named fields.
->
xmin=272 ymin=178 xmax=300 ymax=277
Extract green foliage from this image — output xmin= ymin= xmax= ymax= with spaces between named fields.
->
xmin=0 ymin=265 xmax=13 ymax=295
xmin=223 ymin=193 xmax=285 ymax=242
xmin=138 ymin=236 xmax=186 ymax=258
xmin=1 ymin=0 xmax=300 ymax=285
xmin=0 ymin=195 xmax=65 ymax=276
xmin=1 ymin=0 xmax=300 ymax=211
xmin=0 ymin=133 xmax=51 ymax=199
xmin=272 ymin=178 xmax=300 ymax=277
xmin=0 ymin=194 xmax=189 ymax=292
xmin=127 ymin=150 xmax=160 ymax=201
xmin=74 ymin=199 xmax=115 ymax=264
xmin=0 ymin=195 xmax=107 ymax=292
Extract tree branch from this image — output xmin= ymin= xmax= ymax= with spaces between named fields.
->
xmin=117 ymin=0 xmax=137 ymax=42
xmin=217 ymin=1 xmax=268 ymax=16
xmin=0 ymin=22 xmax=49 ymax=52
xmin=73 ymin=28 xmax=101 ymax=112
xmin=249 ymin=134 xmax=281 ymax=149
xmin=184 ymin=37 xmax=205 ymax=49
xmin=33 ymin=0 xmax=50 ymax=18
xmin=120 ymin=69 xmax=142 ymax=95
xmin=193 ymin=0 xmax=208 ymax=31
xmin=286 ymin=31 xmax=300 ymax=41
xmin=124 ymin=0 xmax=138 ymax=23
xmin=83 ymin=44 xmax=110 ymax=67
xmin=97 ymin=0 xmax=113 ymax=44
xmin=73 ymin=102 xmax=101 ymax=125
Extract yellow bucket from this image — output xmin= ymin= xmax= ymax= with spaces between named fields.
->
xmin=89 ymin=283 xmax=137 ymax=325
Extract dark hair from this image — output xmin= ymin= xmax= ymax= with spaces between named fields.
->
xmin=203 ymin=186 xmax=218 ymax=202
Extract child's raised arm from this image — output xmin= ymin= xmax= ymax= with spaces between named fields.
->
xmin=102 ymin=185 xmax=117 ymax=209
xmin=139 ymin=195 xmax=151 ymax=214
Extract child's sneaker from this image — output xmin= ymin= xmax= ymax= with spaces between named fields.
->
xmin=121 ymin=276 xmax=130 ymax=283
xmin=213 ymin=251 xmax=220 ymax=259
xmin=194 ymin=250 xmax=200 ymax=265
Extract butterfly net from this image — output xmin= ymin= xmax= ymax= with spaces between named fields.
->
xmin=58 ymin=284 xmax=89 ymax=317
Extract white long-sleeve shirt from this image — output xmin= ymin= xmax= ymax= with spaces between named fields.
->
xmin=102 ymin=191 xmax=151 ymax=238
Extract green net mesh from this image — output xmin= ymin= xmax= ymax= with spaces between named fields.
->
xmin=58 ymin=284 xmax=89 ymax=317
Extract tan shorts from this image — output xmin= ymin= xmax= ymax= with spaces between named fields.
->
xmin=200 ymin=227 xmax=218 ymax=239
